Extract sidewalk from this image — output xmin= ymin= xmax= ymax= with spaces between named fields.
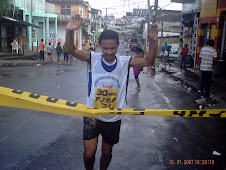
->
xmin=0 ymin=49 xmax=58 ymax=67
xmin=160 ymin=59 xmax=226 ymax=108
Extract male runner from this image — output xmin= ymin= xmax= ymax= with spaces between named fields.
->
xmin=66 ymin=15 xmax=158 ymax=170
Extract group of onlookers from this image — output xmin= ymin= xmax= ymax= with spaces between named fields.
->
xmin=39 ymin=40 xmax=74 ymax=65
xmin=161 ymin=39 xmax=218 ymax=100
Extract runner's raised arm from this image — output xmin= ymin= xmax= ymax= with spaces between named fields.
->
xmin=129 ymin=24 xmax=158 ymax=67
xmin=66 ymin=15 xmax=90 ymax=62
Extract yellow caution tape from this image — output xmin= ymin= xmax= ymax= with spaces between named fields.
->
xmin=0 ymin=86 xmax=97 ymax=117
xmin=0 ymin=86 xmax=226 ymax=118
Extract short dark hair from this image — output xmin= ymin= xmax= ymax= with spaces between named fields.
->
xmin=208 ymin=39 xmax=214 ymax=47
xmin=98 ymin=30 xmax=119 ymax=45
xmin=49 ymin=42 xmax=51 ymax=45
xmin=136 ymin=47 xmax=143 ymax=53
xmin=41 ymin=39 xmax=43 ymax=42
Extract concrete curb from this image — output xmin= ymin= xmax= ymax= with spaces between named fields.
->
xmin=0 ymin=60 xmax=53 ymax=67
xmin=162 ymin=67 xmax=223 ymax=105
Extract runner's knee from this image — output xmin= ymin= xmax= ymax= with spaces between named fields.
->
xmin=101 ymin=151 xmax=112 ymax=159
xmin=101 ymin=146 xmax=112 ymax=157
xmin=84 ymin=148 xmax=96 ymax=158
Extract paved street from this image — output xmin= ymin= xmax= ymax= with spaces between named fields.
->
xmin=0 ymin=42 xmax=226 ymax=170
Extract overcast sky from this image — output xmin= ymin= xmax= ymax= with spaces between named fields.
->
xmin=87 ymin=0 xmax=182 ymax=18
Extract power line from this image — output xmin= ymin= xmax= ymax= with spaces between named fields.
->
xmin=97 ymin=0 xmax=154 ymax=10
xmin=159 ymin=2 xmax=172 ymax=9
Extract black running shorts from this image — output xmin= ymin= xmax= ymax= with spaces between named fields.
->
xmin=83 ymin=117 xmax=121 ymax=146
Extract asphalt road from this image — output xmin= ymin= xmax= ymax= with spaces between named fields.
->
xmin=0 ymin=41 xmax=226 ymax=170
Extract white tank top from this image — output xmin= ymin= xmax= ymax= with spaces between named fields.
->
xmin=86 ymin=52 xmax=131 ymax=122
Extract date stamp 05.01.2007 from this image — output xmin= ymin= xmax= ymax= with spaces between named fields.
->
xmin=169 ymin=159 xmax=214 ymax=165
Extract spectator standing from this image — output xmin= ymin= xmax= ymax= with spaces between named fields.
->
xmin=21 ymin=34 xmax=26 ymax=54
xmin=133 ymin=47 xmax=144 ymax=90
xmin=222 ymin=49 xmax=226 ymax=61
xmin=56 ymin=42 xmax=63 ymax=64
xmin=198 ymin=39 xmax=218 ymax=99
xmin=180 ymin=43 xmax=189 ymax=70
xmin=125 ymin=42 xmax=130 ymax=56
xmin=221 ymin=49 xmax=226 ymax=78
xmin=39 ymin=39 xmax=45 ymax=61
xmin=47 ymin=43 xmax=53 ymax=61
xmin=178 ymin=38 xmax=183 ymax=59
xmin=161 ymin=42 xmax=171 ymax=69
xmin=63 ymin=43 xmax=69 ymax=64
xmin=69 ymin=54 xmax=74 ymax=65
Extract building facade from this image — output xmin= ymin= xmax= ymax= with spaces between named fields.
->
xmin=46 ymin=0 xmax=91 ymax=50
xmin=197 ymin=0 xmax=226 ymax=65
xmin=15 ymin=0 xmax=58 ymax=50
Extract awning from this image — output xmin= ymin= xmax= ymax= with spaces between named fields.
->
xmin=18 ymin=19 xmax=41 ymax=28
xmin=0 ymin=16 xmax=41 ymax=28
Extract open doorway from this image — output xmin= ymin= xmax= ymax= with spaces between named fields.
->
xmin=220 ymin=20 xmax=226 ymax=59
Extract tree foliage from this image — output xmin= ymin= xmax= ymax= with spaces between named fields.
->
xmin=0 ymin=0 xmax=12 ymax=17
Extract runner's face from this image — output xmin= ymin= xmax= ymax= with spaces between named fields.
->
xmin=100 ymin=39 xmax=119 ymax=64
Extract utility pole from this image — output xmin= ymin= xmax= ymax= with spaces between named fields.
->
xmin=151 ymin=0 xmax=158 ymax=75
xmin=104 ymin=7 xmax=115 ymax=30
xmin=152 ymin=0 xmax=158 ymax=23
xmin=12 ymin=0 xmax=15 ymax=18
xmin=31 ymin=0 xmax=33 ymax=53
xmin=145 ymin=0 xmax=150 ymax=56
xmin=147 ymin=0 xmax=150 ymax=29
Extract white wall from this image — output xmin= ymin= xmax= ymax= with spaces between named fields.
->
xmin=49 ymin=22 xmax=82 ymax=49
xmin=182 ymin=0 xmax=201 ymax=13
xmin=46 ymin=2 xmax=55 ymax=13
xmin=16 ymin=0 xmax=45 ymax=12
xmin=49 ymin=23 xmax=66 ymax=47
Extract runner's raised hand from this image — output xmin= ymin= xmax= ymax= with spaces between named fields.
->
xmin=66 ymin=15 xmax=83 ymax=31
xmin=148 ymin=24 xmax=158 ymax=42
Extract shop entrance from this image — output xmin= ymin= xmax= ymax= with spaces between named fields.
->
xmin=220 ymin=20 xmax=226 ymax=59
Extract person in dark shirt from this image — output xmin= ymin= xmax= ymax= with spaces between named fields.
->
xmin=56 ymin=42 xmax=63 ymax=64
xmin=222 ymin=49 xmax=226 ymax=61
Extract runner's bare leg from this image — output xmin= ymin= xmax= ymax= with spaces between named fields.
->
xmin=100 ymin=141 xmax=113 ymax=170
xmin=84 ymin=137 xmax=98 ymax=170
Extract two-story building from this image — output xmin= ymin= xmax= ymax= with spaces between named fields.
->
xmin=171 ymin=0 xmax=201 ymax=68
xmin=197 ymin=0 xmax=226 ymax=60
xmin=15 ymin=0 xmax=58 ymax=50
xmin=46 ymin=0 xmax=91 ymax=50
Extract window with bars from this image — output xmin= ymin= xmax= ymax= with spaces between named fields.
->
xmin=61 ymin=5 xmax=71 ymax=15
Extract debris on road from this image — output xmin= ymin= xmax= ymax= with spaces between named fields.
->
xmin=187 ymin=87 xmax=192 ymax=93
xmin=173 ymin=138 xmax=178 ymax=142
xmin=206 ymin=104 xmax=215 ymax=107
xmin=212 ymin=151 xmax=221 ymax=156
xmin=195 ymin=98 xmax=207 ymax=105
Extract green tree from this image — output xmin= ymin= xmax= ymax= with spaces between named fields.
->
xmin=0 ymin=0 xmax=12 ymax=17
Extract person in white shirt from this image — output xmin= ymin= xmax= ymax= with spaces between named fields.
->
xmin=66 ymin=15 xmax=157 ymax=170
xmin=46 ymin=43 xmax=53 ymax=61
xmin=198 ymin=39 xmax=218 ymax=99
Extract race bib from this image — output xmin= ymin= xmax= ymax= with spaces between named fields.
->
xmin=95 ymin=88 xmax=118 ymax=108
